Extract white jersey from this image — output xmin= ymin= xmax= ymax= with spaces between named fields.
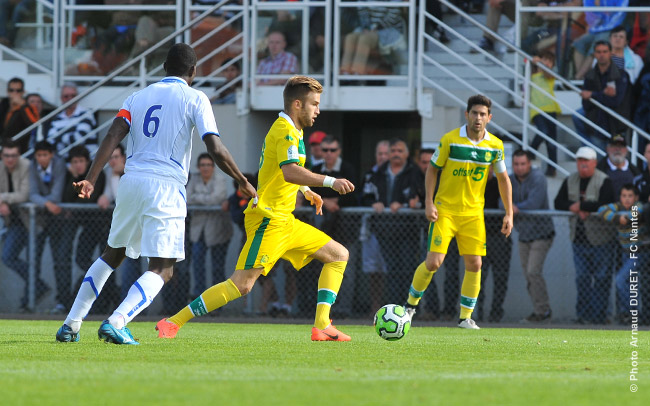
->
xmin=116 ymin=76 xmax=219 ymax=185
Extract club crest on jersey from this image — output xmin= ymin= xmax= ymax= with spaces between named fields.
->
xmin=434 ymin=236 xmax=442 ymax=246
xmin=484 ymin=151 xmax=492 ymax=161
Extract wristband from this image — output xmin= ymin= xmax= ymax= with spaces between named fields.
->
xmin=323 ymin=176 xmax=335 ymax=188
xmin=299 ymin=186 xmax=311 ymax=194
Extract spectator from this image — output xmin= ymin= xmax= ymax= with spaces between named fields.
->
xmin=476 ymin=168 xmax=512 ymax=323
xmin=529 ymin=50 xmax=561 ymax=177
xmin=2 ymin=92 xmax=45 ymax=153
xmin=29 ymin=141 xmax=69 ymax=314
xmin=0 ymin=77 xmax=25 ymax=136
xmin=572 ymin=0 xmax=629 ymax=80
xmin=227 ymin=172 xmax=257 ymax=243
xmin=362 ymin=138 xmax=421 ymax=304
xmin=574 ymin=40 xmax=632 ymax=152
xmin=471 ymin=0 xmax=546 ymax=53
xmin=412 ymin=147 xmax=435 ymax=209
xmin=633 ymin=52 xmax=650 ymax=149
xmin=360 ymin=140 xmax=390 ymax=315
xmin=425 ymin=0 xmax=450 ymax=44
xmin=307 ymin=130 xmax=326 ymax=168
xmin=598 ymin=183 xmax=648 ymax=324
xmin=633 ymin=143 xmax=650 ymax=203
xmin=256 ymin=30 xmax=298 ymax=85
xmin=212 ymin=58 xmax=241 ymax=105
xmin=340 ymin=3 xmax=406 ymax=75
xmin=509 ymin=149 xmax=555 ymax=323
xmin=186 ymin=153 xmax=233 ymax=298
xmin=95 ymin=144 xmax=141 ymax=302
xmin=0 ymin=140 xmax=49 ymax=311
xmin=311 ymin=135 xmax=358 ymax=317
xmin=47 ymin=84 xmax=98 ymax=159
xmin=554 ymin=146 xmax=617 ymax=324
xmin=607 ymin=25 xmax=644 ymax=84
xmin=596 ymin=134 xmax=641 ymax=196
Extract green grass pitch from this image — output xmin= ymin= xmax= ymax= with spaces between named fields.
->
xmin=0 ymin=320 xmax=646 ymax=405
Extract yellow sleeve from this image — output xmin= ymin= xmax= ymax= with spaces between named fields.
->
xmin=276 ymin=133 xmax=299 ymax=168
xmin=431 ymin=136 xmax=449 ymax=169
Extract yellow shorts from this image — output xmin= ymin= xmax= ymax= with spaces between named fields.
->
xmin=236 ymin=214 xmax=332 ymax=275
xmin=427 ymin=211 xmax=486 ymax=256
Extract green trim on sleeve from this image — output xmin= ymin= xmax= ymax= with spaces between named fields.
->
xmin=279 ymin=159 xmax=300 ymax=168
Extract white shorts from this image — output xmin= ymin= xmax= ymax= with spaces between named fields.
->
xmin=107 ymin=173 xmax=187 ymax=260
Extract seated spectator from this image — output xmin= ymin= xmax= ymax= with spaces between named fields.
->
xmin=572 ymin=0 xmax=628 ymax=80
xmin=47 ymin=84 xmax=98 ymax=159
xmin=554 ymin=146 xmax=617 ymax=324
xmin=0 ymin=77 xmax=25 ymax=136
xmin=573 ymin=40 xmax=632 ymax=152
xmin=0 ymin=140 xmax=47 ymax=311
xmin=212 ymin=58 xmax=241 ymax=105
xmin=256 ymin=30 xmax=298 ymax=85
xmin=187 ymin=153 xmax=232 ymax=298
xmin=598 ymin=183 xmax=649 ymax=324
xmin=29 ymin=141 xmax=69 ymax=314
xmin=2 ymin=92 xmax=43 ymax=153
xmin=340 ymin=3 xmax=406 ymax=75
xmin=529 ymin=50 xmax=561 ymax=177
xmin=596 ymin=134 xmax=641 ymax=196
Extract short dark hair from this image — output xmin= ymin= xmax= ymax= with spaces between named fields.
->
xmin=164 ymin=43 xmax=197 ymax=77
xmin=2 ymin=139 xmax=21 ymax=151
xmin=512 ymin=148 xmax=533 ymax=161
xmin=34 ymin=141 xmax=54 ymax=153
xmin=389 ymin=137 xmax=407 ymax=150
xmin=283 ymin=76 xmax=323 ymax=112
xmin=419 ymin=148 xmax=435 ymax=157
xmin=467 ymin=94 xmax=492 ymax=114
xmin=321 ymin=135 xmax=339 ymax=146
xmin=610 ymin=25 xmax=627 ymax=40
xmin=68 ymin=145 xmax=90 ymax=161
xmin=537 ymin=50 xmax=555 ymax=64
xmin=221 ymin=57 xmax=241 ymax=72
xmin=197 ymin=152 xmax=214 ymax=166
xmin=621 ymin=183 xmax=639 ymax=195
xmin=7 ymin=77 xmax=24 ymax=90
xmin=25 ymin=93 xmax=42 ymax=102
xmin=114 ymin=144 xmax=125 ymax=156
xmin=594 ymin=40 xmax=612 ymax=51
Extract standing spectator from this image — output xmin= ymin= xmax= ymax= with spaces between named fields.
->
xmin=362 ymin=138 xmax=421 ymax=304
xmin=187 ymin=153 xmax=233 ymax=298
xmin=0 ymin=77 xmax=25 ymax=136
xmin=1 ymin=92 xmax=42 ymax=153
xmin=608 ymin=25 xmax=644 ymax=84
xmin=529 ymin=51 xmax=561 ymax=177
xmin=307 ymin=130 xmax=326 ymax=168
xmin=633 ymin=143 xmax=650 ymax=203
xmin=572 ymin=0 xmax=629 ymax=80
xmin=360 ymin=140 xmax=390 ymax=315
xmin=212 ymin=59 xmax=241 ymax=105
xmin=29 ymin=141 xmax=69 ymax=314
xmin=256 ymin=31 xmax=299 ymax=85
xmin=555 ymin=146 xmax=617 ymax=324
xmin=574 ymin=40 xmax=632 ymax=152
xmin=311 ymin=135 xmax=358 ymax=318
xmin=598 ymin=184 xmax=648 ymax=324
xmin=476 ymin=168 xmax=512 ymax=323
xmin=47 ymin=84 xmax=98 ymax=158
xmin=509 ymin=149 xmax=555 ymax=323
xmin=0 ymin=140 xmax=49 ymax=311
xmin=596 ymin=134 xmax=641 ymax=197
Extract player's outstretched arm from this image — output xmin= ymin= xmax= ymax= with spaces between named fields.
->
xmin=495 ymin=170 xmax=514 ymax=238
xmin=204 ymin=134 xmax=257 ymax=199
xmin=281 ymin=163 xmax=355 ymax=195
xmin=74 ymin=117 xmax=129 ymax=199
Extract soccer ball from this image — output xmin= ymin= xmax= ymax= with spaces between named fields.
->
xmin=374 ymin=304 xmax=411 ymax=341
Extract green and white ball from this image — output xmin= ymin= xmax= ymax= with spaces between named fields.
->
xmin=374 ymin=304 xmax=411 ymax=341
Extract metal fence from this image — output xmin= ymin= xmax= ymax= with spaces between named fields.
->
xmin=0 ymin=205 xmax=647 ymax=326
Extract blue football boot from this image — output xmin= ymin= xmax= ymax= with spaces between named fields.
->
xmin=97 ymin=320 xmax=139 ymax=345
xmin=55 ymin=324 xmax=80 ymax=342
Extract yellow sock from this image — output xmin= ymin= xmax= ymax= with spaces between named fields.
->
xmin=459 ymin=269 xmax=481 ymax=319
xmin=314 ymin=261 xmax=346 ymax=330
xmin=169 ymin=279 xmax=241 ymax=328
xmin=407 ymin=261 xmax=437 ymax=306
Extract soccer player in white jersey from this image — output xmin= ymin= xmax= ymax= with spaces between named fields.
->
xmin=55 ymin=43 xmax=257 ymax=344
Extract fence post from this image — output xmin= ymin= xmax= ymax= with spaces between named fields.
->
xmin=28 ymin=204 xmax=36 ymax=309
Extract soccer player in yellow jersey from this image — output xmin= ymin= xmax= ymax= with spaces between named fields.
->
xmin=404 ymin=95 xmax=513 ymax=330
xmin=156 ymin=76 xmax=356 ymax=341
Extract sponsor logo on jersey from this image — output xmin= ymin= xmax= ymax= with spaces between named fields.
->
xmin=287 ymin=145 xmax=299 ymax=161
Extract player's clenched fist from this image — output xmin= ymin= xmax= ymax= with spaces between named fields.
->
xmin=332 ymin=178 xmax=354 ymax=194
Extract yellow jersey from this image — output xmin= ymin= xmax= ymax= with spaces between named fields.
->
xmin=530 ymin=72 xmax=561 ymax=120
xmin=431 ymin=125 xmax=506 ymax=216
xmin=245 ymin=112 xmax=306 ymax=219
